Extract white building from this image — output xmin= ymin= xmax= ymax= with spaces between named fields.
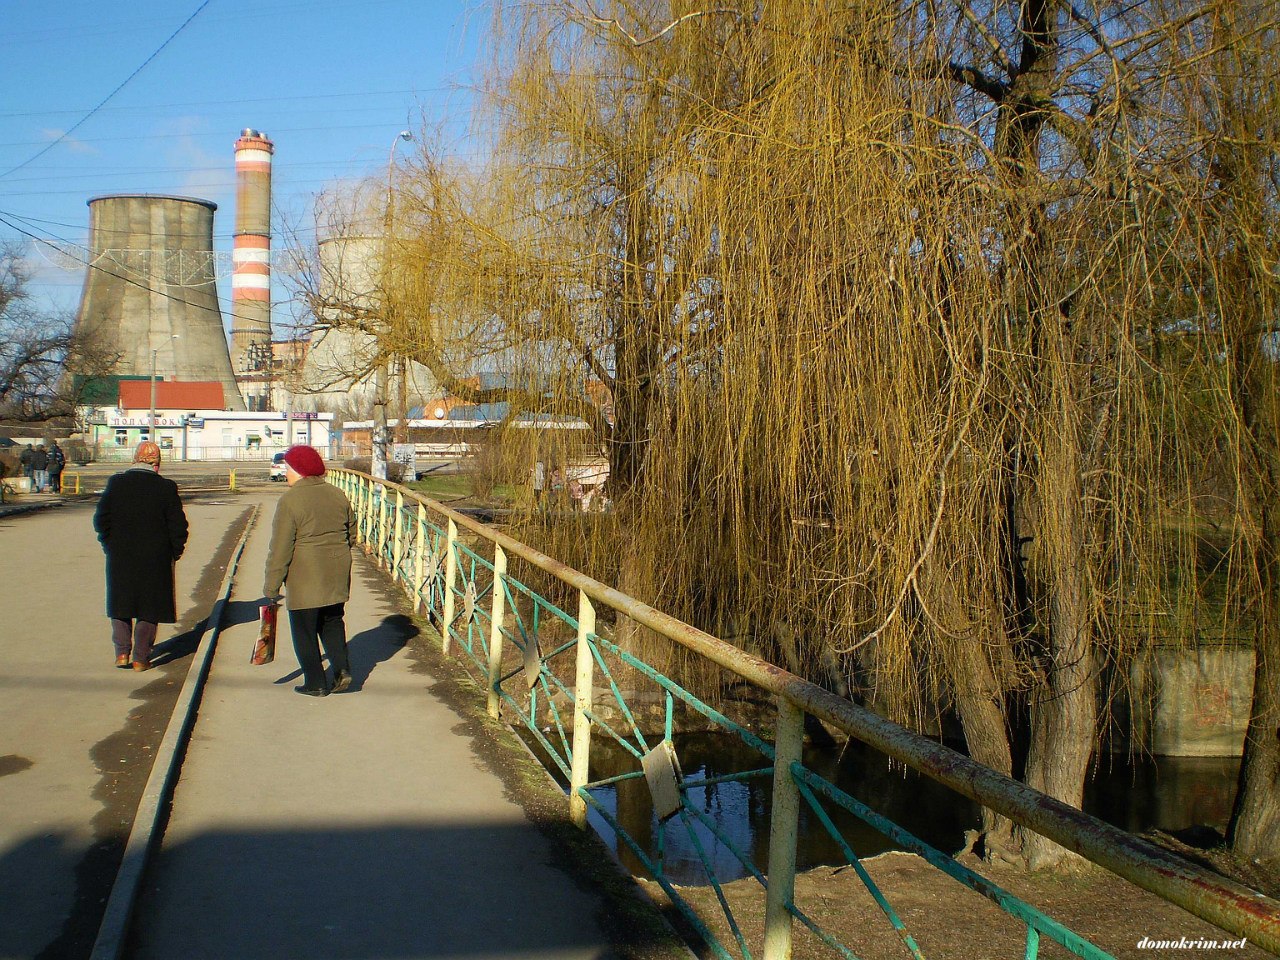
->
xmin=87 ymin=409 xmax=335 ymax=462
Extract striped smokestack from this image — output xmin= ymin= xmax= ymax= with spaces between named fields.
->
xmin=231 ymin=128 xmax=273 ymax=408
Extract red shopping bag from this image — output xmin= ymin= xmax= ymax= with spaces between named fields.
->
xmin=251 ymin=602 xmax=278 ymax=665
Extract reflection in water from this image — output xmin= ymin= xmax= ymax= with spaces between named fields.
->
xmin=579 ymin=733 xmax=1240 ymax=886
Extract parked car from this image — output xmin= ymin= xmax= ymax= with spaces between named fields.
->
xmin=269 ymin=451 xmax=287 ymax=481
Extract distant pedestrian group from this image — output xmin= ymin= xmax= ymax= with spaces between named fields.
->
xmin=18 ymin=441 xmax=64 ymax=493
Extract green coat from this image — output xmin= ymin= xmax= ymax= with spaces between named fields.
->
xmin=263 ymin=476 xmax=355 ymax=610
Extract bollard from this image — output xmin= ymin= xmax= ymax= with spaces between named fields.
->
xmin=229 ymin=469 xmax=237 ymax=492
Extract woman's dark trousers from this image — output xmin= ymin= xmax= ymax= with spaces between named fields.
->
xmin=288 ymin=602 xmax=350 ymax=690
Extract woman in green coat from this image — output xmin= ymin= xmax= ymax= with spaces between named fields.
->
xmin=262 ymin=445 xmax=355 ymax=696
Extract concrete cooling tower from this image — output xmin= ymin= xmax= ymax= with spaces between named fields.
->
xmin=296 ymin=235 xmax=436 ymax=416
xmin=72 ymin=194 xmax=245 ymax=410
xmin=296 ymin=236 xmax=382 ymax=414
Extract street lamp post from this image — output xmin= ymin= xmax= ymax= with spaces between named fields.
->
xmin=149 ymin=334 xmax=180 ymax=441
xmin=372 ymin=129 xmax=413 ymax=481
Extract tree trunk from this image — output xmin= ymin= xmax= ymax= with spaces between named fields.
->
xmin=1020 ymin=389 xmax=1097 ymax=869
xmin=951 ymin=638 xmax=1020 ymax=862
xmin=1228 ymin=542 xmax=1280 ymax=859
xmin=1226 ymin=342 xmax=1280 ymax=860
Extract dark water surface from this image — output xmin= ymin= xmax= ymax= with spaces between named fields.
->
xmin=572 ymin=732 xmax=1241 ymax=885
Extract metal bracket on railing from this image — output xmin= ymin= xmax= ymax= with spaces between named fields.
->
xmin=641 ymin=740 xmax=684 ymax=822
xmin=522 ymin=633 xmax=542 ymax=690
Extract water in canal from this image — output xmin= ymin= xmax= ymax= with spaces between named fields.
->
xmin=567 ymin=732 xmax=1240 ymax=885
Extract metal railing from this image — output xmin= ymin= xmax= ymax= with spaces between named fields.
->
xmin=329 ymin=468 xmax=1280 ymax=960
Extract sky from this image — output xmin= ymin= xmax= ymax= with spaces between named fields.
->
xmin=0 ymin=0 xmax=490 ymax=330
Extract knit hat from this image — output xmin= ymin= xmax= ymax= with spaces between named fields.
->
xmin=133 ymin=441 xmax=162 ymax=466
xmin=281 ymin=444 xmax=325 ymax=477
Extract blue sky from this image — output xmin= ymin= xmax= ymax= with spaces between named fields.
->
xmin=0 ymin=0 xmax=488 ymax=327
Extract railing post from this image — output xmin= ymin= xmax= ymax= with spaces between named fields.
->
xmin=486 ymin=544 xmax=508 ymax=719
xmin=377 ymin=483 xmax=389 ymax=568
xmin=441 ymin=518 xmax=458 ymax=654
xmin=360 ymin=477 xmax=371 ymax=549
xmin=569 ymin=591 xmax=596 ymax=828
xmin=393 ymin=489 xmax=404 ymax=582
xmin=414 ymin=502 xmax=427 ymax=614
xmin=763 ymin=697 xmax=804 ymax=960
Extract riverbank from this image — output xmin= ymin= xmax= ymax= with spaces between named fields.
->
xmin=646 ymin=841 xmax=1277 ymax=959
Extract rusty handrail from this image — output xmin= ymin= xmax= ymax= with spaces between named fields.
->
xmin=338 ymin=469 xmax=1280 ymax=953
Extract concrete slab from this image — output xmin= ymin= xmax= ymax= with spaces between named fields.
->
xmin=0 ymin=490 xmax=258 ymax=959
xmin=131 ymin=493 xmax=637 ymax=960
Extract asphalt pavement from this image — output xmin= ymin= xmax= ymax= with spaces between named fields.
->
xmin=1 ymin=480 xmax=684 ymax=960
xmin=0 ymin=491 xmax=255 ymax=959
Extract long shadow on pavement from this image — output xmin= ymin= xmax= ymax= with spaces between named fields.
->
xmin=119 ymin=823 xmax=646 ymax=959
xmin=215 ymin=602 xmax=416 ymax=692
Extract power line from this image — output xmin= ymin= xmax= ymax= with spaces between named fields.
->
xmin=0 ymin=1 xmax=214 ymax=180
xmin=0 ymin=85 xmax=465 ymax=121
xmin=0 ymin=212 xmax=302 ymax=316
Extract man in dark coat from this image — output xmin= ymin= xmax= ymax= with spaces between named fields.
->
xmin=30 ymin=444 xmax=49 ymax=493
xmin=93 ymin=441 xmax=189 ymax=671
xmin=47 ymin=440 xmax=66 ymax=493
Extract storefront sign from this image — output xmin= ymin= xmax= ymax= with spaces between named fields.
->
xmin=107 ymin=415 xmax=185 ymax=428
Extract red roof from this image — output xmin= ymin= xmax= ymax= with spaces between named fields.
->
xmin=118 ymin=381 xmax=227 ymax=410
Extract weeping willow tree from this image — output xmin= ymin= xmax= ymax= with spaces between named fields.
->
xmin=370 ymin=0 xmax=1280 ymax=867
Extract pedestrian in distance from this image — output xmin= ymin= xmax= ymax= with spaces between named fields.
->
xmin=532 ymin=459 xmax=546 ymax=507
xmin=19 ymin=444 xmax=33 ymax=481
xmin=30 ymin=444 xmax=49 ymax=493
xmin=262 ymin=445 xmax=355 ymax=697
xmin=93 ymin=441 xmax=189 ymax=671
xmin=47 ymin=440 xmax=65 ymax=494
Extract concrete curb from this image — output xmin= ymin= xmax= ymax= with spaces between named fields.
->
xmin=0 ymin=499 xmax=65 ymax=519
xmin=88 ymin=505 xmax=261 ymax=960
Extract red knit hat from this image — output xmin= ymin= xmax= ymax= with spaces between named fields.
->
xmin=281 ymin=445 xmax=325 ymax=477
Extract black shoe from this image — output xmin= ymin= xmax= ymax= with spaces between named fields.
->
xmin=294 ymin=685 xmax=329 ymax=697
xmin=331 ymin=669 xmax=352 ymax=693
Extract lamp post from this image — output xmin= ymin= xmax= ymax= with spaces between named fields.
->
xmin=149 ymin=334 xmax=180 ymax=441
xmin=372 ymin=129 xmax=413 ymax=481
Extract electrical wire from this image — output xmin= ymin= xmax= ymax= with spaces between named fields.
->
xmin=0 ymin=1 xmax=213 ymax=180
xmin=0 ymin=212 xmax=301 ymax=316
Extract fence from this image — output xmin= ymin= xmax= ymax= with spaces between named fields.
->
xmin=329 ymin=468 xmax=1280 ymax=960
xmin=81 ymin=443 xmax=364 ymax=464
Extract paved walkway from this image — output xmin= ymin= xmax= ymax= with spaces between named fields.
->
xmin=0 ymin=492 xmax=256 ymax=958
xmin=130 ymin=491 xmax=657 ymax=960
xmin=0 ymin=488 xmax=681 ymax=960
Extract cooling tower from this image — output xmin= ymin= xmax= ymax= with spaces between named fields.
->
xmin=296 ymin=235 xmax=437 ymax=417
xmin=72 ymin=194 xmax=245 ymax=410
xmin=230 ymin=129 xmax=273 ymax=407
xmin=296 ymin=236 xmax=382 ymax=413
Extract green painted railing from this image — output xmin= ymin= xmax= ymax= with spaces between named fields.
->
xmin=329 ymin=469 xmax=1280 ymax=960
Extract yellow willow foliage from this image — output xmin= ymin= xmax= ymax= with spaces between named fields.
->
xmin=377 ymin=0 xmax=1278 ymax=742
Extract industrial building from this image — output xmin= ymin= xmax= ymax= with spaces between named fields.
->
xmin=81 ymin=380 xmax=334 ymax=462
